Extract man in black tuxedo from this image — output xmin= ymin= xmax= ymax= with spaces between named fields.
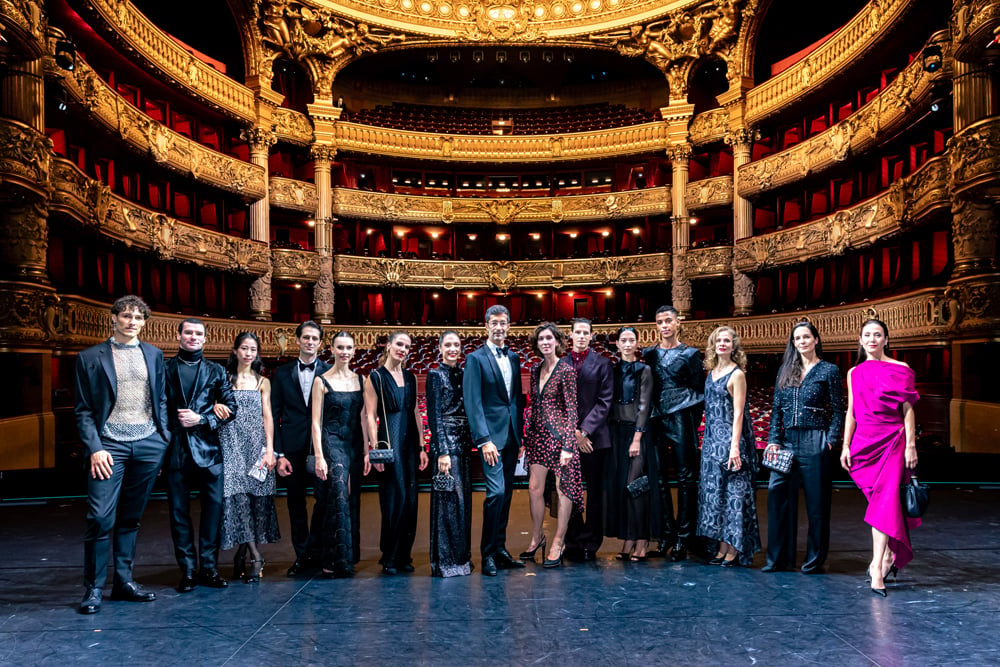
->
xmin=75 ymin=295 xmax=171 ymax=614
xmin=642 ymin=305 xmax=705 ymax=561
xmin=564 ymin=318 xmax=614 ymax=561
xmin=164 ymin=318 xmax=238 ymax=592
xmin=462 ymin=305 xmax=527 ymax=576
xmin=271 ymin=321 xmax=330 ymax=575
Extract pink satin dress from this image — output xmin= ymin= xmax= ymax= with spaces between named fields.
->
xmin=847 ymin=359 xmax=921 ymax=568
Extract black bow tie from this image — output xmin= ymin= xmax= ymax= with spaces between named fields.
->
xmin=495 ymin=346 xmax=509 ymax=358
xmin=299 ymin=361 xmax=316 ymax=372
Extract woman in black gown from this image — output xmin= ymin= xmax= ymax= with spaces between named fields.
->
xmin=427 ymin=331 xmax=473 ymax=577
xmin=311 ymin=331 xmax=366 ymax=578
xmin=604 ymin=326 xmax=660 ymax=561
xmin=363 ymin=331 xmax=428 ymax=575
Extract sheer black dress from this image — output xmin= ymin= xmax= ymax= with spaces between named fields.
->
xmin=369 ymin=366 xmax=420 ymax=570
xmin=427 ymin=364 xmax=473 ymax=577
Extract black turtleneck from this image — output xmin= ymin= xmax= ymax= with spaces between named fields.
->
xmin=176 ymin=348 xmax=203 ymax=401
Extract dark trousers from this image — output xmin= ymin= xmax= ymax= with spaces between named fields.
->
xmin=566 ymin=448 xmax=608 ymax=552
xmin=655 ymin=408 xmax=701 ymax=544
xmin=766 ymin=429 xmax=832 ymax=572
xmin=480 ymin=433 xmax=518 ymax=558
xmin=84 ymin=434 xmax=167 ymax=590
xmin=281 ymin=447 xmax=317 ymax=561
xmin=165 ymin=451 xmax=224 ymax=575
xmin=377 ymin=441 xmax=419 ymax=567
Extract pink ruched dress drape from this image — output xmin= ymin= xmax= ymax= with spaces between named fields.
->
xmin=848 ymin=360 xmax=921 ymax=568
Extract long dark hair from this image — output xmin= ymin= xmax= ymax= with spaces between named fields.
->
xmin=226 ymin=331 xmax=263 ymax=380
xmin=855 ymin=318 xmax=890 ymax=366
xmin=776 ymin=321 xmax=823 ymax=390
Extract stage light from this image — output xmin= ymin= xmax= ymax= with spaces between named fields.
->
xmin=293 ymin=283 xmax=302 ymax=289
xmin=631 ymin=227 xmax=641 ymax=235
xmin=568 ymin=232 xmax=578 ymax=239
xmin=306 ymin=219 xmax=315 ymax=227
xmin=601 ymin=231 xmax=610 ymax=237
xmin=497 ymin=234 xmax=509 ymax=241
xmin=431 ymin=232 xmax=440 ymax=239
xmin=396 ymin=230 xmax=406 ymax=237
xmin=530 ymin=232 xmax=541 ymax=240
xmin=497 ymin=51 xmax=507 ymax=63
xmin=473 ymin=50 xmax=484 ymax=64
xmin=921 ymin=44 xmax=942 ymax=73
xmin=467 ymin=233 xmax=478 ymax=240
xmin=689 ymin=216 xmax=699 ymax=225
xmin=55 ymin=39 xmax=77 ymax=71
xmin=432 ymin=293 xmax=440 ymax=299
xmin=520 ymin=51 xmax=531 ymax=64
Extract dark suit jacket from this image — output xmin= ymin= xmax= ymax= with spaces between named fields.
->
xmin=574 ymin=350 xmax=614 ymax=450
xmin=642 ymin=343 xmax=705 ymax=419
xmin=74 ymin=340 xmax=170 ymax=455
xmin=164 ymin=356 xmax=237 ymax=469
xmin=270 ymin=359 xmax=331 ymax=456
xmin=462 ymin=345 xmax=525 ymax=451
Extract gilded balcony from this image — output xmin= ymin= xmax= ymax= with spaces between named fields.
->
xmin=54 ymin=57 xmax=266 ymax=200
xmin=270 ymin=177 xmax=318 ymax=213
xmin=745 ymin=0 xmax=919 ymax=124
xmin=685 ymin=175 xmax=733 ymax=210
xmin=688 ymin=109 xmax=729 ymax=146
xmin=686 ymin=246 xmax=733 ymax=279
xmin=273 ymin=108 xmax=314 ymax=147
xmin=271 ymin=247 xmax=321 ymax=282
xmin=49 ymin=158 xmax=270 ymax=275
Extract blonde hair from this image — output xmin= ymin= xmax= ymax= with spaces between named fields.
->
xmin=704 ymin=325 xmax=747 ymax=371
xmin=378 ymin=330 xmax=411 ymax=367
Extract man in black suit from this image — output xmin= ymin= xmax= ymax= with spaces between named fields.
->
xmin=564 ymin=318 xmax=614 ymax=561
xmin=164 ymin=318 xmax=238 ymax=592
xmin=75 ymin=295 xmax=171 ymax=614
xmin=462 ymin=305 xmax=527 ymax=576
xmin=271 ymin=321 xmax=330 ymax=575
xmin=642 ymin=305 xmax=705 ymax=561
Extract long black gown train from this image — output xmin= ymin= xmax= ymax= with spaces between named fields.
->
xmin=369 ymin=366 xmax=420 ymax=570
xmin=315 ymin=376 xmax=364 ymax=575
xmin=427 ymin=364 xmax=473 ymax=577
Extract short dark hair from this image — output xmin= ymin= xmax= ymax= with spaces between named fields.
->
xmin=178 ymin=317 xmax=206 ymax=334
xmin=485 ymin=305 xmax=510 ymax=323
xmin=655 ymin=305 xmax=679 ymax=318
xmin=530 ymin=322 xmax=566 ymax=357
xmin=570 ymin=317 xmax=592 ymax=332
xmin=296 ymin=320 xmax=323 ymax=339
xmin=111 ymin=295 xmax=151 ymax=319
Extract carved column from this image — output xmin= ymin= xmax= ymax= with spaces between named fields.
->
xmin=241 ymin=127 xmax=276 ymax=321
xmin=950 ymin=196 xmax=998 ymax=275
xmin=668 ymin=143 xmax=693 ymax=316
xmin=726 ymin=127 xmax=757 ymax=315
xmin=952 ymin=60 xmax=998 ymax=132
xmin=311 ymin=144 xmax=336 ymax=323
xmin=0 ymin=59 xmax=45 ymax=131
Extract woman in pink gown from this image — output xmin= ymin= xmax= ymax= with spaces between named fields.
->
xmin=840 ymin=319 xmax=920 ymax=597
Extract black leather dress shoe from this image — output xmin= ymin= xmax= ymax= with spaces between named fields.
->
xmin=398 ymin=563 xmax=416 ymax=573
xmin=78 ymin=588 xmax=102 ymax=614
xmin=481 ymin=555 xmax=498 ymax=576
xmin=761 ymin=563 xmax=784 ymax=573
xmin=495 ymin=549 xmax=525 ymax=569
xmin=177 ymin=575 xmax=196 ymax=593
xmin=381 ymin=565 xmax=397 ymax=576
xmin=110 ymin=582 xmax=156 ymax=602
xmin=286 ymin=560 xmax=306 ymax=576
xmin=198 ymin=570 xmax=228 ymax=589
xmin=670 ymin=542 xmax=688 ymax=562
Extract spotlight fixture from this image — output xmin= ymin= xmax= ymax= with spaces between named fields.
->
xmin=427 ymin=51 xmax=439 ymax=63
xmin=542 ymin=51 xmax=554 ymax=63
xmin=601 ymin=231 xmax=610 ymax=237
xmin=520 ymin=51 xmax=531 ymax=64
xmin=396 ymin=230 xmax=406 ymax=237
xmin=568 ymin=232 xmax=578 ymax=238
xmin=921 ymin=44 xmax=943 ymax=73
xmin=689 ymin=216 xmax=699 ymax=225
xmin=467 ymin=233 xmax=478 ymax=241
xmin=54 ymin=39 xmax=77 ymax=71
xmin=450 ymin=51 xmax=460 ymax=63
xmin=473 ymin=50 xmax=484 ymax=64
xmin=53 ymin=87 xmax=70 ymax=112
xmin=496 ymin=50 xmax=507 ymax=63
xmin=563 ymin=51 xmax=574 ymax=63
xmin=306 ymin=219 xmax=316 ymax=227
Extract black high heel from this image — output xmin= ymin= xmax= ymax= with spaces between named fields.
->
xmin=871 ymin=586 xmax=888 ymax=597
xmin=232 ymin=544 xmax=248 ymax=580
xmin=543 ymin=545 xmax=565 ymax=569
xmin=243 ymin=559 xmax=265 ymax=583
xmin=886 ymin=564 xmax=899 ymax=581
xmin=519 ymin=536 xmax=546 ymax=561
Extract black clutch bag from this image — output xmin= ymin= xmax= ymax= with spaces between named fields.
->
xmin=432 ymin=472 xmax=456 ymax=492
xmin=902 ymin=475 xmax=929 ymax=518
xmin=626 ymin=475 xmax=650 ymax=498
xmin=719 ymin=456 xmax=750 ymax=475
xmin=762 ymin=447 xmax=793 ymax=474
xmin=368 ymin=373 xmax=395 ymax=464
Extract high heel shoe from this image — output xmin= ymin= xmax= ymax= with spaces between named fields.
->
xmin=886 ymin=564 xmax=899 ymax=581
xmin=232 ymin=544 xmax=248 ymax=580
xmin=709 ymin=553 xmax=726 ymax=565
xmin=543 ymin=545 xmax=565 ymax=569
xmin=871 ymin=586 xmax=888 ymax=597
xmin=519 ymin=536 xmax=547 ymax=561
xmin=243 ymin=559 xmax=265 ymax=583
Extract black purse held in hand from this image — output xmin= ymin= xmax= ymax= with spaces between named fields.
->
xmin=762 ymin=447 xmax=793 ymax=474
xmin=626 ymin=475 xmax=650 ymax=498
xmin=902 ymin=474 xmax=929 ymax=518
xmin=368 ymin=372 xmax=395 ymax=464
xmin=432 ymin=472 xmax=456 ymax=492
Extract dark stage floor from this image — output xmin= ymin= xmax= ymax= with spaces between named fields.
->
xmin=1 ymin=488 xmax=998 ymax=666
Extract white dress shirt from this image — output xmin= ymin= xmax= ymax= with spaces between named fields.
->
xmin=486 ymin=340 xmax=513 ymax=398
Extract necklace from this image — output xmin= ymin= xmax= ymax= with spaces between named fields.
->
xmin=177 ymin=357 xmax=200 ymax=366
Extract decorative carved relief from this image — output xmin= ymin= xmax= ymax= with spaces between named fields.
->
xmin=0 ymin=118 xmax=52 ymax=188
xmin=686 ymin=246 xmax=733 ymax=278
xmin=372 ymin=257 xmax=411 ymax=287
xmin=948 ymin=117 xmax=1000 ymax=194
xmin=689 ymin=108 xmax=729 ymax=145
xmin=951 ymin=195 xmax=999 ymax=274
xmin=481 ymin=261 xmax=519 ymax=294
xmin=249 ymin=270 xmax=273 ymax=318
xmin=459 ymin=0 xmax=543 ymax=41
xmin=671 ymin=252 xmax=692 ymax=315
xmin=732 ymin=268 xmax=755 ymax=315
xmin=313 ymin=256 xmax=334 ymax=315
xmin=270 ymin=177 xmax=318 ymax=212
xmin=270 ymin=247 xmax=320 ymax=281
xmin=476 ymin=199 xmax=532 ymax=226
xmin=685 ymin=176 xmax=733 ymax=210
xmin=272 ymin=107 xmax=314 ymax=146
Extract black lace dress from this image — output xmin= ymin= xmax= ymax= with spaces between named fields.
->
xmin=696 ymin=368 xmax=761 ymax=565
xmin=369 ymin=366 xmax=420 ymax=569
xmin=427 ymin=364 xmax=473 ymax=577
xmin=315 ymin=376 xmax=364 ymax=575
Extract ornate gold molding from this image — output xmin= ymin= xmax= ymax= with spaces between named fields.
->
xmin=332 ymin=252 xmax=671 ymax=289
xmin=271 ymin=247 xmax=321 ymax=281
xmin=745 ymin=0 xmax=917 ymax=124
xmin=7 ymin=284 xmax=994 ymax=355
xmin=688 ymin=107 xmax=729 ymax=146
xmin=0 ymin=117 xmax=51 ymax=198
xmin=273 ymin=107 xmax=314 ymax=146
xmin=0 ymin=0 xmax=48 ymax=56
xmin=685 ymin=175 xmax=733 ymax=210
xmin=733 ymin=155 xmax=948 ymax=273
xmin=947 ymin=116 xmax=1000 ymax=196
xmin=53 ymin=56 xmax=267 ymax=200
xmin=334 ymin=120 xmax=667 ymax=162
xmin=333 ymin=186 xmax=670 ymax=223
xmin=76 ymin=0 xmax=256 ymax=121
xmin=270 ymin=176 xmax=319 ymax=212
xmin=686 ymin=245 xmax=732 ymax=278
xmin=740 ymin=37 xmax=945 ymax=197
xmin=49 ymin=158 xmax=270 ymax=275
xmin=953 ymin=0 xmax=1000 ymax=62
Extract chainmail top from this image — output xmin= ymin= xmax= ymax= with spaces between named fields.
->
xmin=101 ymin=338 xmax=156 ymax=442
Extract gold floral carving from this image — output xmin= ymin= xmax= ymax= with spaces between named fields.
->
xmin=271 ymin=247 xmax=321 ymax=281
xmin=947 ymin=116 xmax=1000 ymax=195
xmin=950 ymin=195 xmax=999 ymax=274
xmin=0 ymin=0 xmax=48 ymax=55
xmin=740 ymin=40 xmax=942 ymax=197
xmin=0 ymin=118 xmax=52 ymax=194
xmin=313 ymin=257 xmax=335 ymax=315
xmin=56 ymin=58 xmax=266 ymax=200
xmin=458 ymin=0 xmax=543 ymax=41
xmin=476 ymin=199 xmax=531 ymax=225
xmin=688 ymin=108 xmax=729 ymax=146
xmin=270 ymin=177 xmax=318 ymax=212
xmin=686 ymin=246 xmax=732 ymax=278
xmin=76 ymin=0 xmax=256 ymax=120
xmin=273 ymin=108 xmax=314 ymax=146
xmin=372 ymin=257 xmax=412 ymax=287
xmin=481 ymin=261 xmax=518 ymax=294
xmin=685 ymin=175 xmax=733 ymax=210
xmin=952 ymin=0 xmax=1000 ymax=62
xmin=49 ymin=158 xmax=270 ymax=275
